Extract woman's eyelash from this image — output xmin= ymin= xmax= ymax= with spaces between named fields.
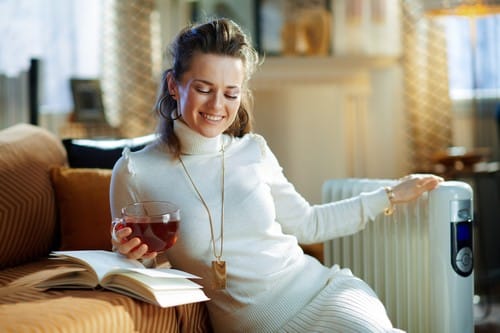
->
xmin=196 ymin=87 xmax=239 ymax=99
xmin=196 ymin=87 xmax=210 ymax=94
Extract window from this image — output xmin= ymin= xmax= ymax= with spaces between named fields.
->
xmin=0 ymin=0 xmax=102 ymax=114
xmin=443 ymin=14 xmax=500 ymax=99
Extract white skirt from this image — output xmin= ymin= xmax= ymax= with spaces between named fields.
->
xmin=278 ymin=267 xmax=406 ymax=333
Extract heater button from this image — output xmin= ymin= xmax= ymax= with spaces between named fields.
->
xmin=456 ymin=247 xmax=473 ymax=273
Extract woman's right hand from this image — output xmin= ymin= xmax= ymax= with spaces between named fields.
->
xmin=111 ymin=226 xmax=158 ymax=261
xmin=391 ymin=174 xmax=443 ymax=204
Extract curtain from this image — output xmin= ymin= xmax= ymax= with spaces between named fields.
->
xmin=402 ymin=0 xmax=453 ymax=172
xmin=444 ymin=14 xmax=500 ymax=161
xmin=101 ymin=0 xmax=161 ymax=138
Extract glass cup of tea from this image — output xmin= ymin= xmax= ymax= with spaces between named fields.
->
xmin=111 ymin=201 xmax=180 ymax=254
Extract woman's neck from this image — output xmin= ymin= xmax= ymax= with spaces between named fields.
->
xmin=174 ymin=120 xmax=224 ymax=155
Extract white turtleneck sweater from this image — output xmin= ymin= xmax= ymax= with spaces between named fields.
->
xmin=110 ymin=121 xmax=392 ymax=332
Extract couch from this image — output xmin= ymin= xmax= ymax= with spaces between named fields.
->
xmin=0 ymin=124 xmax=212 ymax=332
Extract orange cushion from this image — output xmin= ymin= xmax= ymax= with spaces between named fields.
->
xmin=50 ymin=167 xmax=112 ymax=251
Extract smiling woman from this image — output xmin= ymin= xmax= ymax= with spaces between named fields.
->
xmin=166 ymin=54 xmax=244 ymax=139
xmin=108 ymin=17 xmax=443 ymax=333
xmin=153 ymin=19 xmax=259 ymax=159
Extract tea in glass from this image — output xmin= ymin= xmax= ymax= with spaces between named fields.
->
xmin=112 ymin=201 xmax=180 ymax=253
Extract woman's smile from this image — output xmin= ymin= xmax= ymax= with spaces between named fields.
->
xmin=200 ymin=112 xmax=224 ymax=122
xmin=169 ymin=53 xmax=244 ymax=138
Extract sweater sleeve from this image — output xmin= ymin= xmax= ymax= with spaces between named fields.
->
xmin=109 ymin=149 xmax=156 ymax=267
xmin=259 ymin=138 xmax=390 ymax=244
xmin=109 ymin=148 xmax=140 ymax=219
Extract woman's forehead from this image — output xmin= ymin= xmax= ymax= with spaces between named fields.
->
xmin=182 ymin=53 xmax=245 ymax=86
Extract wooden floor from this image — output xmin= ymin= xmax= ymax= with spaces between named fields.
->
xmin=475 ymin=282 xmax=500 ymax=333
xmin=475 ymin=300 xmax=500 ymax=333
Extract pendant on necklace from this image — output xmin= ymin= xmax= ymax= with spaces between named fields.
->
xmin=212 ymin=260 xmax=226 ymax=289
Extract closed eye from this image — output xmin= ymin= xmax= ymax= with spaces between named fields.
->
xmin=196 ymin=87 xmax=210 ymax=94
xmin=225 ymin=94 xmax=239 ymax=100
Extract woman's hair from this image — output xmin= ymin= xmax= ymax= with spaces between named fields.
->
xmin=155 ymin=18 xmax=260 ymax=158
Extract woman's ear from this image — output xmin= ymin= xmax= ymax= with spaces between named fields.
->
xmin=166 ymin=72 xmax=178 ymax=99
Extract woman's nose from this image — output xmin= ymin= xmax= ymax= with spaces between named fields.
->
xmin=209 ymin=91 xmax=224 ymax=110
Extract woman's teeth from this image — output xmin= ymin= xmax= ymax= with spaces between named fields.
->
xmin=202 ymin=113 xmax=223 ymax=121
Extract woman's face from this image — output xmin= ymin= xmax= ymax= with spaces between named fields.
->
xmin=169 ymin=53 xmax=244 ymax=138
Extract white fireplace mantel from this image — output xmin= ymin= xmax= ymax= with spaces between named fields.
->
xmin=251 ymin=55 xmax=400 ymax=90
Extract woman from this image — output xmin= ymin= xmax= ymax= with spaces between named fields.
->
xmin=110 ymin=18 xmax=442 ymax=332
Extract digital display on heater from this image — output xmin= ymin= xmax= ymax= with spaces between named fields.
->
xmin=456 ymin=223 xmax=471 ymax=242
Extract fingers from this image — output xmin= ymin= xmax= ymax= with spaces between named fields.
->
xmin=119 ymin=237 xmax=142 ymax=254
xmin=403 ymin=174 xmax=443 ymax=189
xmin=112 ymin=227 xmax=157 ymax=261
xmin=123 ymin=241 xmax=153 ymax=260
xmin=392 ymin=174 xmax=444 ymax=204
xmin=119 ymin=238 xmax=157 ymax=260
xmin=400 ymin=173 xmax=444 ymax=184
xmin=142 ymin=251 xmax=158 ymax=261
xmin=113 ymin=226 xmax=132 ymax=242
xmin=418 ymin=177 xmax=443 ymax=191
xmin=111 ymin=227 xmax=130 ymax=249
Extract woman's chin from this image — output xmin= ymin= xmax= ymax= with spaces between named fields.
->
xmin=197 ymin=125 xmax=227 ymax=138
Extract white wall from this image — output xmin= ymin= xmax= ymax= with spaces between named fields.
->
xmin=252 ymin=59 xmax=407 ymax=204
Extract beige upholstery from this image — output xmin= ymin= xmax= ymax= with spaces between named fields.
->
xmin=0 ymin=124 xmax=67 ymax=269
xmin=0 ymin=124 xmax=211 ymax=333
xmin=0 ymin=260 xmax=210 ymax=332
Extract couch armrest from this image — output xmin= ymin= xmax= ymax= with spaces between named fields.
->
xmin=0 ymin=124 xmax=66 ymax=269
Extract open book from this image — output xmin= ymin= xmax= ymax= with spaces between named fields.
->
xmin=40 ymin=250 xmax=209 ymax=308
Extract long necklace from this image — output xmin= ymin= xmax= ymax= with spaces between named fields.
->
xmin=178 ymin=145 xmax=226 ymax=290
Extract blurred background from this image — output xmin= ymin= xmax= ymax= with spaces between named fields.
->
xmin=1 ymin=0 xmax=499 ymax=200
xmin=1 ymin=0 xmax=499 ymax=329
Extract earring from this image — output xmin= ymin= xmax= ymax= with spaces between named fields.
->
xmin=171 ymin=109 xmax=181 ymax=120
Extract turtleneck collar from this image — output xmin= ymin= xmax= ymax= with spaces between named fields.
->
xmin=174 ymin=120 xmax=225 ymax=155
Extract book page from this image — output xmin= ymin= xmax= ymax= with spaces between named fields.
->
xmin=126 ymin=267 xmax=201 ymax=280
xmin=49 ymin=250 xmax=209 ymax=307
xmin=52 ymin=250 xmax=145 ymax=281
xmin=104 ymin=282 xmax=210 ymax=308
xmin=153 ymin=289 xmax=210 ymax=308
xmin=102 ymin=271 xmax=203 ymax=291
xmin=37 ymin=266 xmax=98 ymax=289
xmin=101 ymin=272 xmax=209 ymax=308
xmin=8 ymin=266 xmax=88 ymax=291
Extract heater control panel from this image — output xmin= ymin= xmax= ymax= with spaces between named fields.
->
xmin=450 ymin=199 xmax=473 ymax=277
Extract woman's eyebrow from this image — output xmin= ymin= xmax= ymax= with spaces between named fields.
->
xmin=192 ymin=78 xmax=213 ymax=85
xmin=193 ymin=78 xmax=240 ymax=89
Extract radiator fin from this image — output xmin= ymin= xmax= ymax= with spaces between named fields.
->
xmin=323 ymin=179 xmax=431 ymax=333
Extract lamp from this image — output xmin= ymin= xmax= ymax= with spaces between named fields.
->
xmin=422 ymin=0 xmax=500 ymax=16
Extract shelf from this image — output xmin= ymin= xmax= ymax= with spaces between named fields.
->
xmin=251 ymin=55 xmax=400 ymax=88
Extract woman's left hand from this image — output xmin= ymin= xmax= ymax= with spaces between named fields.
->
xmin=391 ymin=174 xmax=444 ymax=204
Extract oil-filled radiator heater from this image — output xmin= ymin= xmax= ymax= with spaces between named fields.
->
xmin=323 ymin=179 xmax=473 ymax=333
